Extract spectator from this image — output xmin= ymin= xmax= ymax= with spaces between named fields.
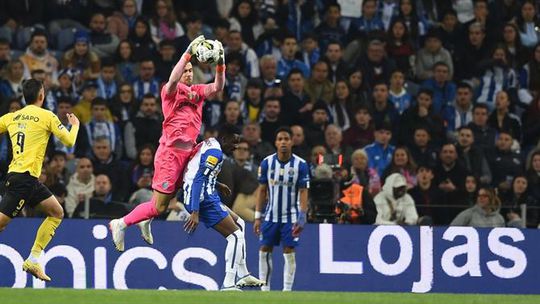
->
xmin=224 ymin=51 xmax=248 ymax=101
xmin=374 ymin=173 xmax=419 ymax=225
xmin=382 ymin=146 xmax=417 ymax=189
xmin=388 ymin=69 xmax=413 ymax=115
xmin=324 ymin=41 xmax=348 ymax=83
xmin=0 ymin=38 xmax=11 ymax=70
xmin=324 ymin=124 xmax=353 ymax=169
xmin=124 ymin=94 xmax=162 ymax=160
xmin=202 ymin=91 xmax=225 ymax=129
xmin=299 ymin=31 xmax=321 ymax=69
xmin=347 ymin=69 xmax=369 ymax=105
xmin=286 ymin=0 xmax=315 ymax=42
xmin=132 ymin=58 xmax=160 ymax=100
xmin=88 ymin=12 xmax=120 ymax=58
xmin=365 ymin=121 xmax=395 ymax=177
xmin=502 ymin=23 xmax=528 ymax=68
xmin=73 ymin=174 xmax=124 ymax=219
xmin=107 ymin=0 xmax=139 ymax=40
xmin=487 ymin=90 xmax=522 ymax=143
xmin=110 ymin=83 xmax=137 ymax=128
xmin=240 ymin=78 xmax=263 ymax=124
xmin=461 ymin=0 xmax=497 ymax=47
xmin=305 ymin=61 xmax=334 ymax=105
xmin=51 ymin=97 xmax=90 ymax=159
xmin=44 ymin=150 xmax=70 ymax=189
xmin=526 ymin=150 xmax=540 ymax=211
xmin=65 ymin=158 xmax=95 ymax=218
xmin=370 ymin=82 xmax=399 ymax=128
xmin=19 ymin=31 xmax=59 ymax=80
xmin=464 ymin=175 xmax=479 ymax=206
xmin=85 ymin=98 xmax=123 ymax=158
xmin=304 ymin=101 xmax=330 ymax=147
xmin=386 ymin=18 xmax=415 ymax=77
xmin=225 ymin=30 xmax=260 ymax=79
xmin=129 ymin=17 xmax=157 ymax=62
xmin=522 ymin=95 xmax=540 ymax=150
xmin=347 ymin=148 xmax=381 ymax=195
xmin=394 ymin=0 xmax=429 ymax=47
xmin=442 ymin=82 xmax=474 ymax=141
xmin=242 ymin=122 xmax=275 ymax=164
xmin=489 ymin=131 xmax=523 ymax=195
xmin=114 ymin=40 xmax=139 ymax=83
xmin=356 ymin=39 xmax=396 ymax=89
xmin=96 ymin=59 xmax=118 ymax=100
xmin=433 ymin=143 xmax=468 ymax=225
xmin=342 ymin=105 xmax=374 ymax=150
xmin=129 ymin=144 xmax=155 ymax=193
xmin=259 ymin=55 xmax=279 ymax=89
xmin=0 ymin=59 xmax=24 ymax=103
xmin=347 ymin=0 xmax=384 ymax=42
xmin=475 ymin=46 xmax=518 ymax=110
xmin=421 ymin=62 xmax=457 ymax=114
xmin=89 ymin=137 xmax=128 ymax=202
xmin=149 ymin=0 xmax=185 ymax=45
xmin=516 ymin=0 xmax=540 ymax=48
xmin=314 ymin=3 xmax=346 ymax=52
xmin=291 ymin=125 xmax=310 ymax=161
xmin=450 ymin=186 xmax=505 ymax=227
xmin=73 ymin=81 xmax=101 ymax=124
xmin=518 ymin=43 xmax=540 ymax=103
xmin=468 ymin=103 xmax=496 ymax=153
xmin=217 ymin=100 xmax=243 ymax=135
xmin=277 ymin=33 xmax=310 ymax=79
xmin=408 ymin=126 xmax=438 ymax=169
xmin=436 ymin=9 xmax=461 ymax=57
xmin=455 ymin=22 xmax=491 ymax=81
xmin=500 ymin=175 xmax=538 ymax=228
xmin=259 ymin=97 xmax=282 ymax=143
xmin=409 ymin=165 xmax=439 ymax=225
xmin=280 ymin=69 xmax=311 ymax=126
xmin=329 ymin=80 xmax=356 ymax=131
xmin=49 ymin=69 xmax=79 ymax=112
xmin=232 ymin=138 xmax=258 ymax=177
xmin=398 ymin=88 xmax=445 ymax=147
xmin=228 ymin=139 xmax=259 ymax=221
xmin=415 ymin=30 xmax=453 ymax=81
xmin=62 ymin=30 xmax=101 ymax=81
xmin=174 ymin=13 xmax=203 ymax=59
xmin=456 ymin=126 xmax=492 ymax=185
xmin=155 ymin=40 xmax=178 ymax=83
xmin=228 ymin=0 xmax=264 ymax=47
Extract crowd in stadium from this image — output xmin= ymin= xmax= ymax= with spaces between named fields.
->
xmin=0 ymin=0 xmax=539 ymax=228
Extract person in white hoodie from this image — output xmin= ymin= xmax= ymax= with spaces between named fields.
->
xmin=374 ymin=173 xmax=418 ymax=225
xmin=65 ymin=158 xmax=95 ymax=218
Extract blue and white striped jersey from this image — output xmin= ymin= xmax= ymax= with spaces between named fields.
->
xmin=183 ymin=138 xmax=223 ymax=211
xmin=258 ymin=153 xmax=310 ymax=223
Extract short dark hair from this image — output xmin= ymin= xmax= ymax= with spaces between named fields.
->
xmin=473 ymin=103 xmax=489 ymax=112
xmin=57 ymin=97 xmax=74 ymax=106
xmin=457 ymin=82 xmax=473 ymax=91
xmin=142 ymin=93 xmax=157 ymax=101
xmin=457 ymin=125 xmax=473 ymax=133
xmin=274 ymin=126 xmax=293 ymax=140
xmin=287 ymin=68 xmax=304 ymax=79
xmin=22 ymin=79 xmax=44 ymax=104
xmin=417 ymin=88 xmax=434 ymax=99
xmin=433 ymin=61 xmax=449 ymax=70
xmin=101 ymin=58 xmax=116 ymax=68
xmin=91 ymin=97 xmax=108 ymax=108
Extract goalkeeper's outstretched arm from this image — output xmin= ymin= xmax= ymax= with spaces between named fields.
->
xmin=204 ymin=41 xmax=226 ymax=98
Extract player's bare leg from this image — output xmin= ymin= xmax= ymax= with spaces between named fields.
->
xmin=23 ymin=196 xmax=64 ymax=282
xmin=225 ymin=208 xmax=264 ymax=288
xmin=109 ymin=191 xmax=173 ymax=251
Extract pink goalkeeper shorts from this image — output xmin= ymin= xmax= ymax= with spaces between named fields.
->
xmin=152 ymin=145 xmax=193 ymax=194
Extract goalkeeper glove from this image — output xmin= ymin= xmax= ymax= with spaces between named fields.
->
xmin=215 ymin=40 xmax=225 ymax=65
xmin=186 ymin=35 xmax=205 ymax=55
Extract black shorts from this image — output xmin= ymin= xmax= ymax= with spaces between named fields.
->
xmin=0 ymin=172 xmax=53 ymax=218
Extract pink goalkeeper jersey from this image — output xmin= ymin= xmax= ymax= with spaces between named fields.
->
xmin=160 ymin=83 xmax=208 ymax=147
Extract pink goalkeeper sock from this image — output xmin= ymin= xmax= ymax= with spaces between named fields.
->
xmin=123 ymin=201 xmax=160 ymax=226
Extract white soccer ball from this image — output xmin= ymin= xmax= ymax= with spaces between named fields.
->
xmin=195 ymin=39 xmax=220 ymax=64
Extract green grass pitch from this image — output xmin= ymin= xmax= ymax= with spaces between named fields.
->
xmin=0 ymin=288 xmax=539 ymax=304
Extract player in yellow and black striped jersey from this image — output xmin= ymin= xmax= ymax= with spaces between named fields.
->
xmin=0 ymin=79 xmax=80 ymax=282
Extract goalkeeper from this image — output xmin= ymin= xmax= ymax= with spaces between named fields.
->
xmin=110 ymin=36 xmax=226 ymax=252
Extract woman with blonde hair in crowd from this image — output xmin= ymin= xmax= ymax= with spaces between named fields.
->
xmin=450 ymin=186 xmax=505 ymax=227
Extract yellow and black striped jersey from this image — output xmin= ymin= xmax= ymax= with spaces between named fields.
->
xmin=0 ymin=105 xmax=79 ymax=178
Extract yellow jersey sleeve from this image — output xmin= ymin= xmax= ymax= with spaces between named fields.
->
xmin=49 ymin=113 xmax=79 ymax=147
xmin=0 ymin=113 xmax=9 ymax=134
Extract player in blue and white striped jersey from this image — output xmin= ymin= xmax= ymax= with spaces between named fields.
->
xmin=180 ymin=131 xmax=264 ymax=290
xmin=253 ymin=126 xmax=310 ymax=291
